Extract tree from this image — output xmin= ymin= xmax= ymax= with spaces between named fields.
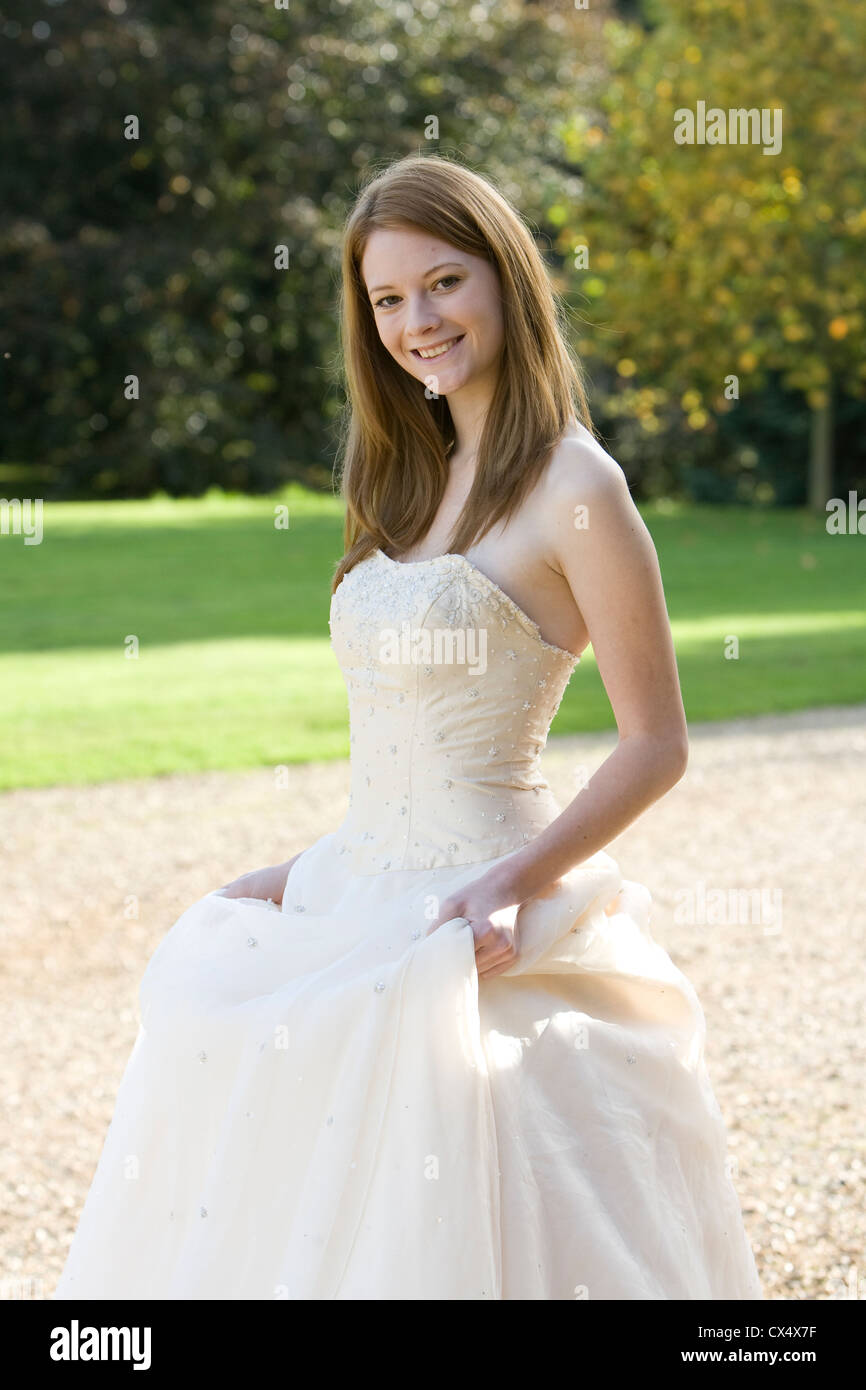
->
xmin=0 ymin=0 xmax=609 ymax=496
xmin=552 ymin=0 xmax=866 ymax=508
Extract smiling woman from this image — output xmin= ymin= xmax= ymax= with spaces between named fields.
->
xmin=363 ymin=238 xmax=498 ymax=391
xmin=333 ymin=155 xmax=596 ymax=600
xmin=53 ymin=154 xmax=763 ymax=1302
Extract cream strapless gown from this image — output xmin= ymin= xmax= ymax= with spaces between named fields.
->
xmin=54 ymin=548 xmax=762 ymax=1300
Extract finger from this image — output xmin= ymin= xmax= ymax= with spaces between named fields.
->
xmin=477 ymin=956 xmax=516 ymax=979
xmin=217 ymin=883 xmax=251 ymax=899
xmin=472 ymin=929 xmax=512 ymax=970
xmin=476 ymin=951 xmax=514 ymax=977
xmin=475 ymin=933 xmax=517 ymax=977
xmin=476 ymin=927 xmax=518 ymax=968
xmin=426 ymin=913 xmax=469 ymax=937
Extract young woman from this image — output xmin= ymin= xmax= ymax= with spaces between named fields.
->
xmin=55 ymin=154 xmax=762 ymax=1300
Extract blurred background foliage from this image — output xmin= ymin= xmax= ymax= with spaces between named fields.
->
xmin=1 ymin=0 xmax=864 ymax=507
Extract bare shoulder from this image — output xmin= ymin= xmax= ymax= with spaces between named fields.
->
xmin=542 ymin=424 xmax=633 ymax=508
xmin=533 ymin=426 xmax=686 ymax=756
xmin=536 ymin=425 xmax=644 ymax=569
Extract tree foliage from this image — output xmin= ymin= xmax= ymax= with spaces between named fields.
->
xmin=0 ymin=0 xmax=606 ymax=496
xmin=553 ymin=0 xmax=866 ymax=501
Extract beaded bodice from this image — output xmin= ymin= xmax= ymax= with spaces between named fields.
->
xmin=327 ymin=549 xmax=579 ymax=874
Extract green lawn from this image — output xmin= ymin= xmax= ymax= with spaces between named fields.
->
xmin=0 ymin=488 xmax=863 ymax=789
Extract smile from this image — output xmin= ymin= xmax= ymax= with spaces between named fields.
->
xmin=411 ymin=335 xmax=465 ymax=361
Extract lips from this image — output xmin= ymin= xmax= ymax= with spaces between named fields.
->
xmin=411 ymin=335 xmax=465 ymax=361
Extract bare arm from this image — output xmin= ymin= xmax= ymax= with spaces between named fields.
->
xmin=488 ymin=440 xmax=688 ymax=904
xmin=418 ymin=438 xmax=690 ymax=976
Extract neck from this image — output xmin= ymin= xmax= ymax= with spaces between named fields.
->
xmin=445 ymin=365 xmax=498 ymax=468
xmin=447 ymin=444 xmax=478 ymax=479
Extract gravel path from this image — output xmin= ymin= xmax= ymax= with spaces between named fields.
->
xmin=2 ymin=703 xmax=864 ymax=1301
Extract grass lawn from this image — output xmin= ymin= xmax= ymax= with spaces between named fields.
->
xmin=0 ymin=487 xmax=863 ymax=789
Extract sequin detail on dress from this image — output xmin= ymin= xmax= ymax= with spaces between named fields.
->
xmin=327 ymin=550 xmax=578 ymax=873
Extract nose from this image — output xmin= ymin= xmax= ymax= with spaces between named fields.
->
xmin=404 ymin=292 xmax=441 ymax=340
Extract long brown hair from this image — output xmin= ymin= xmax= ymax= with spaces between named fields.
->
xmin=331 ymin=153 xmax=595 ymax=593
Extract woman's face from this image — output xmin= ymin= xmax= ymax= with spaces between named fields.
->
xmin=360 ymin=224 xmax=504 ymax=397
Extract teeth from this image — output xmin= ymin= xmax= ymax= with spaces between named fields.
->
xmin=417 ymin=337 xmax=460 ymax=359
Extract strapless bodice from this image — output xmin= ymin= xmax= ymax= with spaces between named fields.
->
xmin=328 ymin=549 xmax=579 ymax=873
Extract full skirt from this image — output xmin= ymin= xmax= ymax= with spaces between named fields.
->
xmin=53 ymin=835 xmax=763 ymax=1300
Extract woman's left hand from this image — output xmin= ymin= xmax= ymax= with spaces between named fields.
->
xmin=427 ymin=871 xmax=525 ymax=979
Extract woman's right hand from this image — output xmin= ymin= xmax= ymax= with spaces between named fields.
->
xmin=214 ymin=852 xmax=304 ymax=906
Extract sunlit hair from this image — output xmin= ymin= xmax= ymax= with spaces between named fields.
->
xmin=331 ymin=153 xmax=595 ymax=593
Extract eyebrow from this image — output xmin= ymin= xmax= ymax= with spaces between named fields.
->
xmin=367 ymin=261 xmax=465 ymax=296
